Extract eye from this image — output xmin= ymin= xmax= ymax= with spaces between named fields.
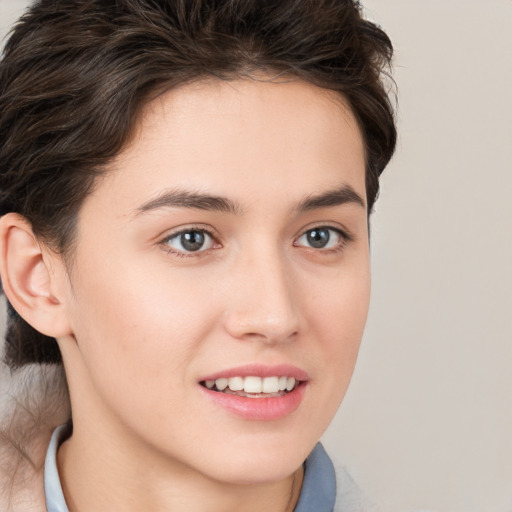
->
xmin=163 ymin=229 xmax=216 ymax=254
xmin=294 ymin=226 xmax=345 ymax=250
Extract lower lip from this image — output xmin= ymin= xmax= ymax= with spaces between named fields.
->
xmin=200 ymin=383 xmax=307 ymax=421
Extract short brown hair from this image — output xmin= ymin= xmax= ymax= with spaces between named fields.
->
xmin=0 ymin=0 xmax=396 ymax=367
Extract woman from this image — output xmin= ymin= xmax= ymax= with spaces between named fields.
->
xmin=0 ymin=0 xmax=396 ymax=510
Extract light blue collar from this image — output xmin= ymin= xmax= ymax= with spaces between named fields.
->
xmin=294 ymin=442 xmax=337 ymax=512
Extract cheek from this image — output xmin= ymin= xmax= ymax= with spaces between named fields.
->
xmin=305 ymin=253 xmax=371 ymax=342
xmin=303 ymin=259 xmax=370 ymax=407
xmin=65 ymin=253 xmax=217 ymax=395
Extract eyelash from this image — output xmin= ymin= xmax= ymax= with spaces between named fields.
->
xmin=160 ymin=226 xmax=218 ymax=258
xmin=160 ymin=225 xmax=352 ymax=258
xmin=293 ymin=225 xmax=352 ymax=253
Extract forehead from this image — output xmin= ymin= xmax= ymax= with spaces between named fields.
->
xmin=88 ymin=78 xmax=366 ymax=215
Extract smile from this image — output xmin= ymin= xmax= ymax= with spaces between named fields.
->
xmin=199 ymin=365 xmax=308 ymax=420
xmin=201 ymin=376 xmax=298 ymax=398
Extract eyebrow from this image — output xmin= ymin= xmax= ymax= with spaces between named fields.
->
xmin=296 ymin=185 xmax=366 ymax=212
xmin=134 ymin=184 xmax=365 ymax=218
xmin=134 ymin=190 xmax=242 ymax=216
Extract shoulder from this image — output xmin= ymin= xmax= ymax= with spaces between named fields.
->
xmin=332 ymin=460 xmax=377 ymax=512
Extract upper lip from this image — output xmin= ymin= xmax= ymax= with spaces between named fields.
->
xmin=199 ymin=364 xmax=309 ymax=382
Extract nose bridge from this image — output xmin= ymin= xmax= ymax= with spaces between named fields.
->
xmin=224 ymin=243 xmax=299 ymax=343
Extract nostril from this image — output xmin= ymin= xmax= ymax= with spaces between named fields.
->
xmin=228 ymin=328 xmax=299 ymax=345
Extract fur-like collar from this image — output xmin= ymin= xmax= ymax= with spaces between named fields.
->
xmin=0 ymin=296 xmax=70 ymax=511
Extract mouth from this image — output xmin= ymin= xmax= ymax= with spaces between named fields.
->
xmin=200 ymin=375 xmax=300 ymax=398
xmin=198 ymin=365 xmax=308 ymax=420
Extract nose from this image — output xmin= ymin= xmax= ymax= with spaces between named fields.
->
xmin=223 ymin=250 xmax=300 ymax=344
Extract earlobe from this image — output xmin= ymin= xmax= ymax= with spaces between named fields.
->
xmin=0 ymin=213 xmax=72 ymax=338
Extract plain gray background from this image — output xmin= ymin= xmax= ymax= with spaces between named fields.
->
xmin=1 ymin=1 xmax=511 ymax=511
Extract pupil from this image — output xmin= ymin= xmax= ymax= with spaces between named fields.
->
xmin=307 ymin=228 xmax=329 ymax=248
xmin=181 ymin=231 xmax=205 ymax=251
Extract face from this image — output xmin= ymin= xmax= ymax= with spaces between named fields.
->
xmin=57 ymin=78 xmax=370 ymax=484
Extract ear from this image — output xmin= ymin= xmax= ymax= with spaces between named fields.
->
xmin=0 ymin=213 xmax=72 ymax=338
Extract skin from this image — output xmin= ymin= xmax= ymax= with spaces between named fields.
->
xmin=9 ymin=78 xmax=370 ymax=511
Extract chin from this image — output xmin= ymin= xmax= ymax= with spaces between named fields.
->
xmin=191 ymin=431 xmax=317 ymax=486
xmin=209 ymin=458 xmax=303 ymax=486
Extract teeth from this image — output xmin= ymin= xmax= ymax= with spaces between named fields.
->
xmin=244 ymin=376 xmax=262 ymax=393
xmin=262 ymin=376 xmax=279 ymax=393
xmin=228 ymin=376 xmax=244 ymax=391
xmin=215 ymin=378 xmax=228 ymax=390
xmin=207 ymin=376 xmax=299 ymax=394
